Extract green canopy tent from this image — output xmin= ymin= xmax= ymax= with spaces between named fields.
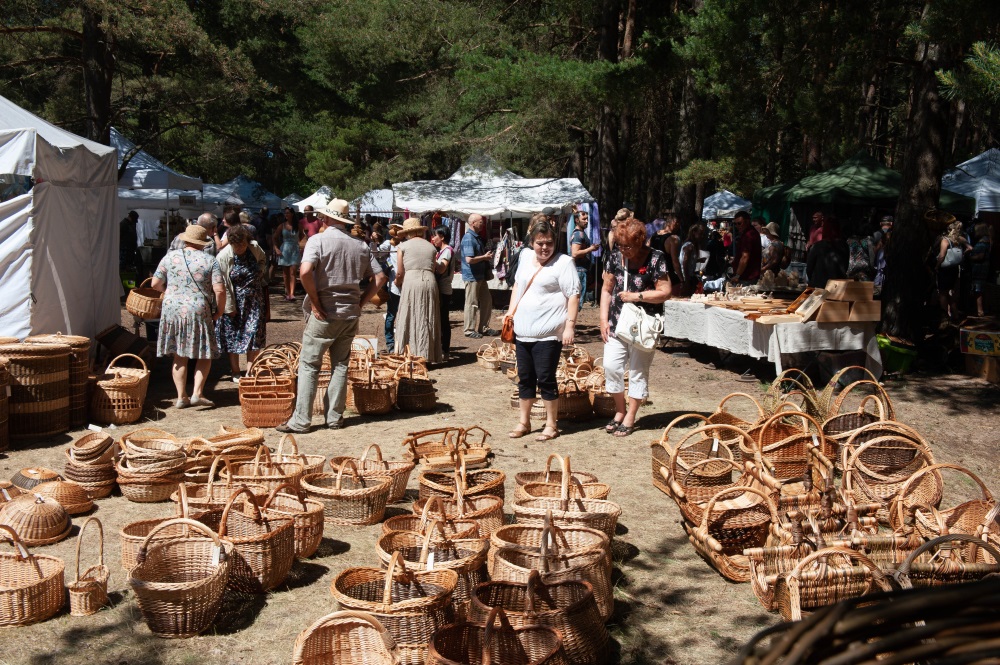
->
xmin=752 ymin=153 xmax=976 ymax=246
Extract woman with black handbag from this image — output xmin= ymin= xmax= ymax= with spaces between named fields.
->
xmin=599 ymin=217 xmax=671 ymax=437
xmin=504 ymin=215 xmax=580 ymax=442
xmin=151 ymin=224 xmax=226 ymax=408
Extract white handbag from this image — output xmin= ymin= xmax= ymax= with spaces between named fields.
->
xmin=614 ymin=257 xmax=664 ymax=350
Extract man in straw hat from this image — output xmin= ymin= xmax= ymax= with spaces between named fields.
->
xmin=277 ymin=199 xmax=387 ymax=433
xmin=461 ymin=213 xmax=499 ymax=338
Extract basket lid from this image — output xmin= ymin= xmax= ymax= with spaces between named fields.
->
xmin=11 ymin=467 xmax=63 ymax=490
xmin=32 ymin=480 xmax=94 ymax=514
xmin=0 ymin=342 xmax=72 ymax=357
xmin=0 ymin=494 xmax=71 ymax=543
xmin=24 ymin=333 xmax=91 ymax=350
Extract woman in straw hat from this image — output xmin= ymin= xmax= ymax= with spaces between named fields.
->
xmin=393 ymin=217 xmax=442 ymax=363
xmin=151 ymin=224 xmax=226 ymax=408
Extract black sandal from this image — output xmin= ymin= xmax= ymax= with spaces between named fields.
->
xmin=604 ymin=419 xmax=623 ymax=434
xmin=612 ymin=423 xmax=636 ymax=437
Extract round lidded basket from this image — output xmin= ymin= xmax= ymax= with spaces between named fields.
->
xmin=11 ymin=467 xmax=63 ymax=490
xmin=0 ymin=494 xmax=72 ymax=546
xmin=32 ymin=480 xmax=94 ymax=515
xmin=24 ymin=333 xmax=92 ymax=427
xmin=0 ymin=343 xmax=71 ymax=440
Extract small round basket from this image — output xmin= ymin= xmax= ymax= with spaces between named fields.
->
xmin=0 ymin=494 xmax=72 ymax=546
xmin=125 ymin=278 xmax=164 ymax=320
xmin=11 ymin=467 xmax=63 ymax=490
xmin=32 ymin=480 xmax=94 ymax=515
xmin=0 ymin=525 xmax=65 ymax=626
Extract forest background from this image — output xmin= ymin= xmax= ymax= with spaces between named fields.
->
xmin=3 ymin=0 xmax=1000 ymax=338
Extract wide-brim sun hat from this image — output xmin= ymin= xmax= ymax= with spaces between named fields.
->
xmin=398 ymin=217 xmax=428 ymax=237
xmin=177 ymin=224 xmax=212 ymax=247
xmin=764 ymin=222 xmax=781 ymax=236
xmin=316 ymin=198 xmax=355 ymax=226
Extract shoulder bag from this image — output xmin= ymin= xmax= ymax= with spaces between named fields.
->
xmin=614 ymin=253 xmax=664 ymax=350
xmin=501 ymin=261 xmax=545 ymax=343
xmin=941 ymin=239 xmax=963 ymax=268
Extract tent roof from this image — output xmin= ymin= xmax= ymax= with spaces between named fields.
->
xmin=283 ymin=193 xmax=303 ymax=207
xmin=222 ymin=175 xmax=284 ymax=212
xmin=110 ymin=127 xmax=203 ymax=191
xmin=702 ymin=189 xmax=751 ymax=219
xmin=394 ymin=155 xmax=595 ymax=217
xmin=293 ymin=186 xmax=333 ymax=212
xmin=753 ymin=152 xmax=975 ymax=215
xmin=118 ymin=184 xmax=242 ymax=207
xmin=351 ymin=188 xmax=393 ymax=218
xmin=942 ymin=148 xmax=1000 ymax=213
xmin=0 ymin=95 xmax=115 ymax=157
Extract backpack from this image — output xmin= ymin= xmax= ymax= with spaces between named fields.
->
xmin=847 ymin=237 xmax=872 ymax=277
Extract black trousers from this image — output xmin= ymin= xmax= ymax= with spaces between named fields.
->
xmin=515 ymin=339 xmax=562 ymax=401
xmin=439 ymin=292 xmax=452 ymax=354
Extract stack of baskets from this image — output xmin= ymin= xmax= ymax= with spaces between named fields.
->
xmin=0 ymin=342 xmax=71 ymax=440
xmin=63 ymin=432 xmax=119 ymax=499
xmin=239 ymin=367 xmax=296 ymax=428
xmin=25 ymin=333 xmax=92 ymax=428
xmin=91 ymin=354 xmax=150 ymax=425
xmin=117 ymin=429 xmax=187 ymax=502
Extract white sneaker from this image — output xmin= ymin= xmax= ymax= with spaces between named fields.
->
xmin=232 ymin=376 xmax=240 ymax=385
xmin=174 ymin=397 xmax=190 ymax=409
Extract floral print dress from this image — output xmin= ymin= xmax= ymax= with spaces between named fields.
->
xmin=153 ymin=248 xmax=223 ymax=359
xmin=216 ymin=251 xmax=266 ymax=353
xmin=604 ymin=247 xmax=669 ymax=330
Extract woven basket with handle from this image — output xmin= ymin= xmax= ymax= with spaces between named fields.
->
xmin=67 ymin=516 xmax=109 ymax=616
xmin=0 ymin=524 xmax=65 ymax=626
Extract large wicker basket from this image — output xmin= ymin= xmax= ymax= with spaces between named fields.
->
xmin=260 ymin=482 xmax=325 ymax=559
xmin=427 ymin=606 xmax=567 ymax=665
xmin=301 ymin=460 xmax=392 ymax=526
xmin=240 ymin=390 xmax=296 ymax=428
xmin=292 ymin=611 xmax=401 ymax=665
xmin=0 ymin=525 xmax=65 ymax=626
xmin=91 ymin=371 xmax=144 ymax=425
xmin=330 ymin=443 xmax=415 ymax=503
xmin=125 ymin=278 xmax=164 ymax=320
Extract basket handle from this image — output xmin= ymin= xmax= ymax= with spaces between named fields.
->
xmin=137 ymin=277 xmax=154 ymax=289
xmin=382 ymin=550 xmax=409 ymax=606
xmin=655 ymin=413 xmax=711 ymax=451
xmin=74 ymin=516 xmax=105 ymax=585
xmin=175 ymin=482 xmax=191 ymax=518
xmin=716 ymin=392 xmax=765 ymax=419
xmin=419 ymin=495 xmax=445 ymax=528
xmin=459 ymin=425 xmax=490 ymax=448
xmin=418 ymin=520 xmax=448 ymax=565
xmin=697 ymin=485 xmax=779 ymax=551
xmin=786 ymin=546 xmax=891 ymax=621
xmin=262 ymin=482 xmax=308 ymax=511
xmin=542 ymin=454 xmax=566 ymax=483
xmin=276 ymin=433 xmax=299 ymax=458
xmin=205 ymin=454 xmax=228 ymax=497
xmin=525 ymin=569 xmax=542 ymax=617
xmin=219 ymin=486 xmax=265 ymax=538
xmin=251 ymin=445 xmax=273 ymax=477
xmin=105 ymin=353 xmax=148 ymax=375
xmin=137 ymin=518 xmax=222 ymax=565
xmin=481 ymin=606 xmax=516 ymax=665
xmin=894 ymin=463 xmax=993 ymax=527
xmin=360 ymin=443 xmax=385 ymax=466
xmin=669 ymin=423 xmax=752 ymax=472
xmin=335 ymin=459 xmax=362 ymax=490
xmin=829 ymin=379 xmax=894 ymax=420
xmin=895 ymin=533 xmax=1000 ymax=587
xmin=0 ymin=524 xmax=34 ymax=564
xmin=857 ymin=394 xmax=887 ymax=419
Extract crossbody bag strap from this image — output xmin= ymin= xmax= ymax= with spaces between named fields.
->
xmin=181 ymin=248 xmax=216 ymax=310
xmin=509 ymin=264 xmax=545 ymax=319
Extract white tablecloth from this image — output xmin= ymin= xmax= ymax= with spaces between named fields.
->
xmin=662 ymin=300 xmax=882 ymax=375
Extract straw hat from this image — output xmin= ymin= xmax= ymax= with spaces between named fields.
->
xmin=397 ymin=217 xmax=427 ymax=237
xmin=764 ymin=222 xmax=781 ymax=236
xmin=316 ymin=199 xmax=355 ymax=226
xmin=177 ymin=224 xmax=212 ymax=247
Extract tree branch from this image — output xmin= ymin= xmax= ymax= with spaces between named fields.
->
xmin=460 ymin=108 xmax=514 ymax=132
xmin=0 ymin=25 xmax=83 ymax=41
xmin=395 ymin=65 xmax=456 ymax=84
xmin=0 ymin=55 xmax=80 ymax=69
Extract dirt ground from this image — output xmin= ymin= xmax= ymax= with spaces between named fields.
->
xmin=2 ymin=286 xmax=999 ymax=665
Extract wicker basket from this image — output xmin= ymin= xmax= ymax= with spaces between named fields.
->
xmin=428 ymin=606 xmax=567 ymax=665
xmin=383 ymin=496 xmax=481 ymax=542
xmin=0 ymin=525 xmax=65 ymax=626
xmin=402 ymin=426 xmax=492 ymax=470
xmin=125 ymin=278 xmax=164 ymax=320
xmin=0 ymin=481 xmax=23 ymax=507
xmin=0 ymin=342 xmax=71 ymax=439
xmin=816 ymin=365 xmax=882 ymax=418
xmin=332 ymin=551 xmax=458 ymax=665
xmin=468 ymin=571 xmax=608 ymax=665
xmin=240 ymin=390 xmax=296 ymax=428
xmin=515 ymin=453 xmax=599 ymax=488
xmin=301 ymin=460 xmax=392 ymax=526
xmin=260 ymin=482 xmax=325 ymax=559
xmin=513 ymin=490 xmax=622 ymax=542
xmin=419 ymin=460 xmax=506 ymax=502
xmin=708 ymin=392 xmax=766 ymax=432
xmin=128 ymin=518 xmax=235 ymax=638
xmin=24 ymin=333 xmax=91 ymax=427
xmin=272 ymin=433 xmax=326 ymax=476
xmin=120 ymin=483 xmax=215 ymax=571
xmin=686 ymin=484 xmax=779 ymax=583
xmin=170 ymin=456 xmax=269 ymax=512
xmin=375 ymin=521 xmax=489 ymax=619
xmin=351 ymin=370 xmax=397 ymax=415
xmin=513 ymin=455 xmax=604 ymax=503
xmin=330 ymin=443 xmax=415 ymax=503
xmin=412 ymin=486 xmax=505 ymax=538
xmin=219 ymin=446 xmax=305 ymax=492
xmin=67 ymin=516 xmax=109 ymax=616
xmin=11 ymin=466 xmax=63 ymax=490
xmin=239 ymin=367 xmax=295 ymax=396
xmin=32 ymin=480 xmax=94 ymax=515
xmin=248 ymin=345 xmax=298 ymax=378
xmin=0 ymin=494 xmax=71 ymax=546
xmin=105 ymin=353 xmax=150 ymax=399
xmin=476 ymin=342 xmax=502 ymax=370
xmin=822 ymin=394 xmax=886 ymax=470
xmin=395 ymin=364 xmax=437 ymax=413
xmin=292 ymin=611 xmax=401 ymax=665
xmin=489 ymin=515 xmax=609 ymax=577
xmin=91 ymin=371 xmax=144 ymax=425
xmin=69 ymin=431 xmax=117 ymax=463
xmin=842 ymin=435 xmax=936 ymax=523
xmin=889 ymin=463 xmax=994 ymax=539
xmin=556 ymin=379 xmax=592 ymax=420
xmin=772 ymin=546 xmax=893 ymax=621
xmin=896 ymin=533 xmax=1000 ymax=588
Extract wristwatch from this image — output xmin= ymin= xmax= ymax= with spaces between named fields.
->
xmin=638 ymin=292 xmax=644 ymax=302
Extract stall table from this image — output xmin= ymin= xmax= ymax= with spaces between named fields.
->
xmin=662 ymin=300 xmax=881 ymax=376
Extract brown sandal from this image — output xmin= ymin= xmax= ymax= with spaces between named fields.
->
xmin=535 ymin=426 xmax=559 ymax=442
xmin=508 ymin=422 xmax=532 ymax=439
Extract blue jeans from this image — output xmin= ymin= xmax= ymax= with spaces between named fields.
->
xmin=286 ymin=315 xmax=358 ymax=429
xmin=576 ymin=267 xmax=589 ymax=304
xmin=384 ymin=291 xmax=400 ymax=352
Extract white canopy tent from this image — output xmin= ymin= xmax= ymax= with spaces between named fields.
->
xmin=224 ymin=175 xmax=284 ymax=213
xmin=110 ymin=127 xmax=203 ymax=191
xmin=351 ymin=189 xmax=394 ymax=218
xmin=118 ymin=185 xmax=243 ymax=244
xmin=0 ymin=95 xmax=120 ymax=339
xmin=293 ymin=186 xmax=333 ymax=212
xmin=393 ymin=155 xmax=595 ymax=218
xmin=942 ymin=149 xmax=1000 ymax=214
xmin=283 ymin=193 xmax=303 ymax=207
xmin=702 ymin=190 xmax=752 ymax=220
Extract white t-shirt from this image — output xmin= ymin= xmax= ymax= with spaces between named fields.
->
xmin=511 ymin=250 xmax=580 ymax=342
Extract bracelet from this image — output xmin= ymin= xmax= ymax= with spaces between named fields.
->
xmin=566 ymin=319 xmax=576 ymax=323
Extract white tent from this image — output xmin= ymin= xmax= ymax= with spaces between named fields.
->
xmin=293 ymin=186 xmax=334 ymax=212
xmin=702 ymin=190 xmax=752 ymax=220
xmin=223 ymin=175 xmax=284 ymax=213
xmin=942 ymin=149 xmax=1000 ymax=214
xmin=110 ymin=127 xmax=202 ymax=191
xmin=118 ymin=185 xmax=243 ymax=243
xmin=392 ymin=155 xmax=595 ymax=218
xmin=351 ymin=189 xmax=394 ymax=218
xmin=283 ymin=193 xmax=303 ymax=207
xmin=0 ymin=95 xmax=120 ymax=339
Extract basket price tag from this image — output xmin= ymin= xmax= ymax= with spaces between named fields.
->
xmin=426 ymin=552 xmax=435 ymax=570
xmin=711 ymin=438 xmax=720 ymax=453
xmin=4 ymin=385 xmax=9 ymax=397
xmin=811 ymin=435 xmax=820 ymax=449
xmin=0 ymin=488 xmax=8 ymax=500
xmin=211 ymin=545 xmax=221 ymax=566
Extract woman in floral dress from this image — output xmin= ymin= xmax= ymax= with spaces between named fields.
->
xmin=215 ymin=224 xmax=267 ymax=382
xmin=151 ymin=224 xmax=225 ymax=408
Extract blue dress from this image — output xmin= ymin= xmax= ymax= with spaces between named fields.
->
xmin=216 ymin=252 xmax=266 ymax=353
xmin=277 ymin=227 xmax=301 ymax=267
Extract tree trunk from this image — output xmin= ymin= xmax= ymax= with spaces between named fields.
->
xmin=884 ymin=14 xmax=951 ymax=341
xmin=81 ymin=8 xmax=114 ymax=144
xmin=594 ymin=0 xmax=622 ymax=221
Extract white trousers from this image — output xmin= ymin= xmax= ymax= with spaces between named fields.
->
xmin=603 ymin=335 xmax=655 ymax=400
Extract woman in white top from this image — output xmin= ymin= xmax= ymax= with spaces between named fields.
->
xmin=504 ymin=215 xmax=580 ymax=441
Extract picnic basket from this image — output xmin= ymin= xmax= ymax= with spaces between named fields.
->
xmin=292 ymin=610 xmax=401 ymax=665
xmin=427 ymin=606 xmax=568 ymax=665
xmin=125 ymin=277 xmax=163 ymax=319
xmin=330 ymin=443 xmax=415 ymax=503
xmin=301 ymin=460 xmax=392 ymax=525
xmin=332 ymin=551 xmax=458 ymax=665
xmin=219 ymin=446 xmax=305 ymax=492
xmin=468 ymin=570 xmax=608 ymax=665
xmin=67 ymin=516 xmax=109 ymax=616
xmin=412 ymin=479 xmax=505 ymax=537
xmin=240 ymin=390 xmax=296 ymax=428
xmin=105 ymin=353 xmax=150 ymax=399
xmin=383 ymin=496 xmax=481 ymax=542
xmin=274 ymin=433 xmax=326 ymax=477
xmin=0 ymin=525 xmax=65 ymax=626
xmin=556 ymin=378 xmax=592 ymax=420
xmin=260 ymin=482 xmax=325 ymax=559
xmin=128 ymin=518 xmax=234 ymax=638
xmin=0 ymin=494 xmax=71 ymax=546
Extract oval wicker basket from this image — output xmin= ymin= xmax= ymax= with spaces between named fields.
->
xmin=330 ymin=443 xmax=414 ymax=503
xmin=11 ymin=467 xmax=63 ymax=490
xmin=273 ymin=434 xmax=325 ymax=476
xmin=292 ymin=611 xmax=400 ymax=665
xmin=260 ymin=482 xmax=325 ymax=559
xmin=300 ymin=461 xmax=392 ymax=526
xmin=125 ymin=278 xmax=164 ymax=320
xmin=240 ymin=390 xmax=296 ymax=428
xmin=0 ymin=525 xmax=65 ymax=626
